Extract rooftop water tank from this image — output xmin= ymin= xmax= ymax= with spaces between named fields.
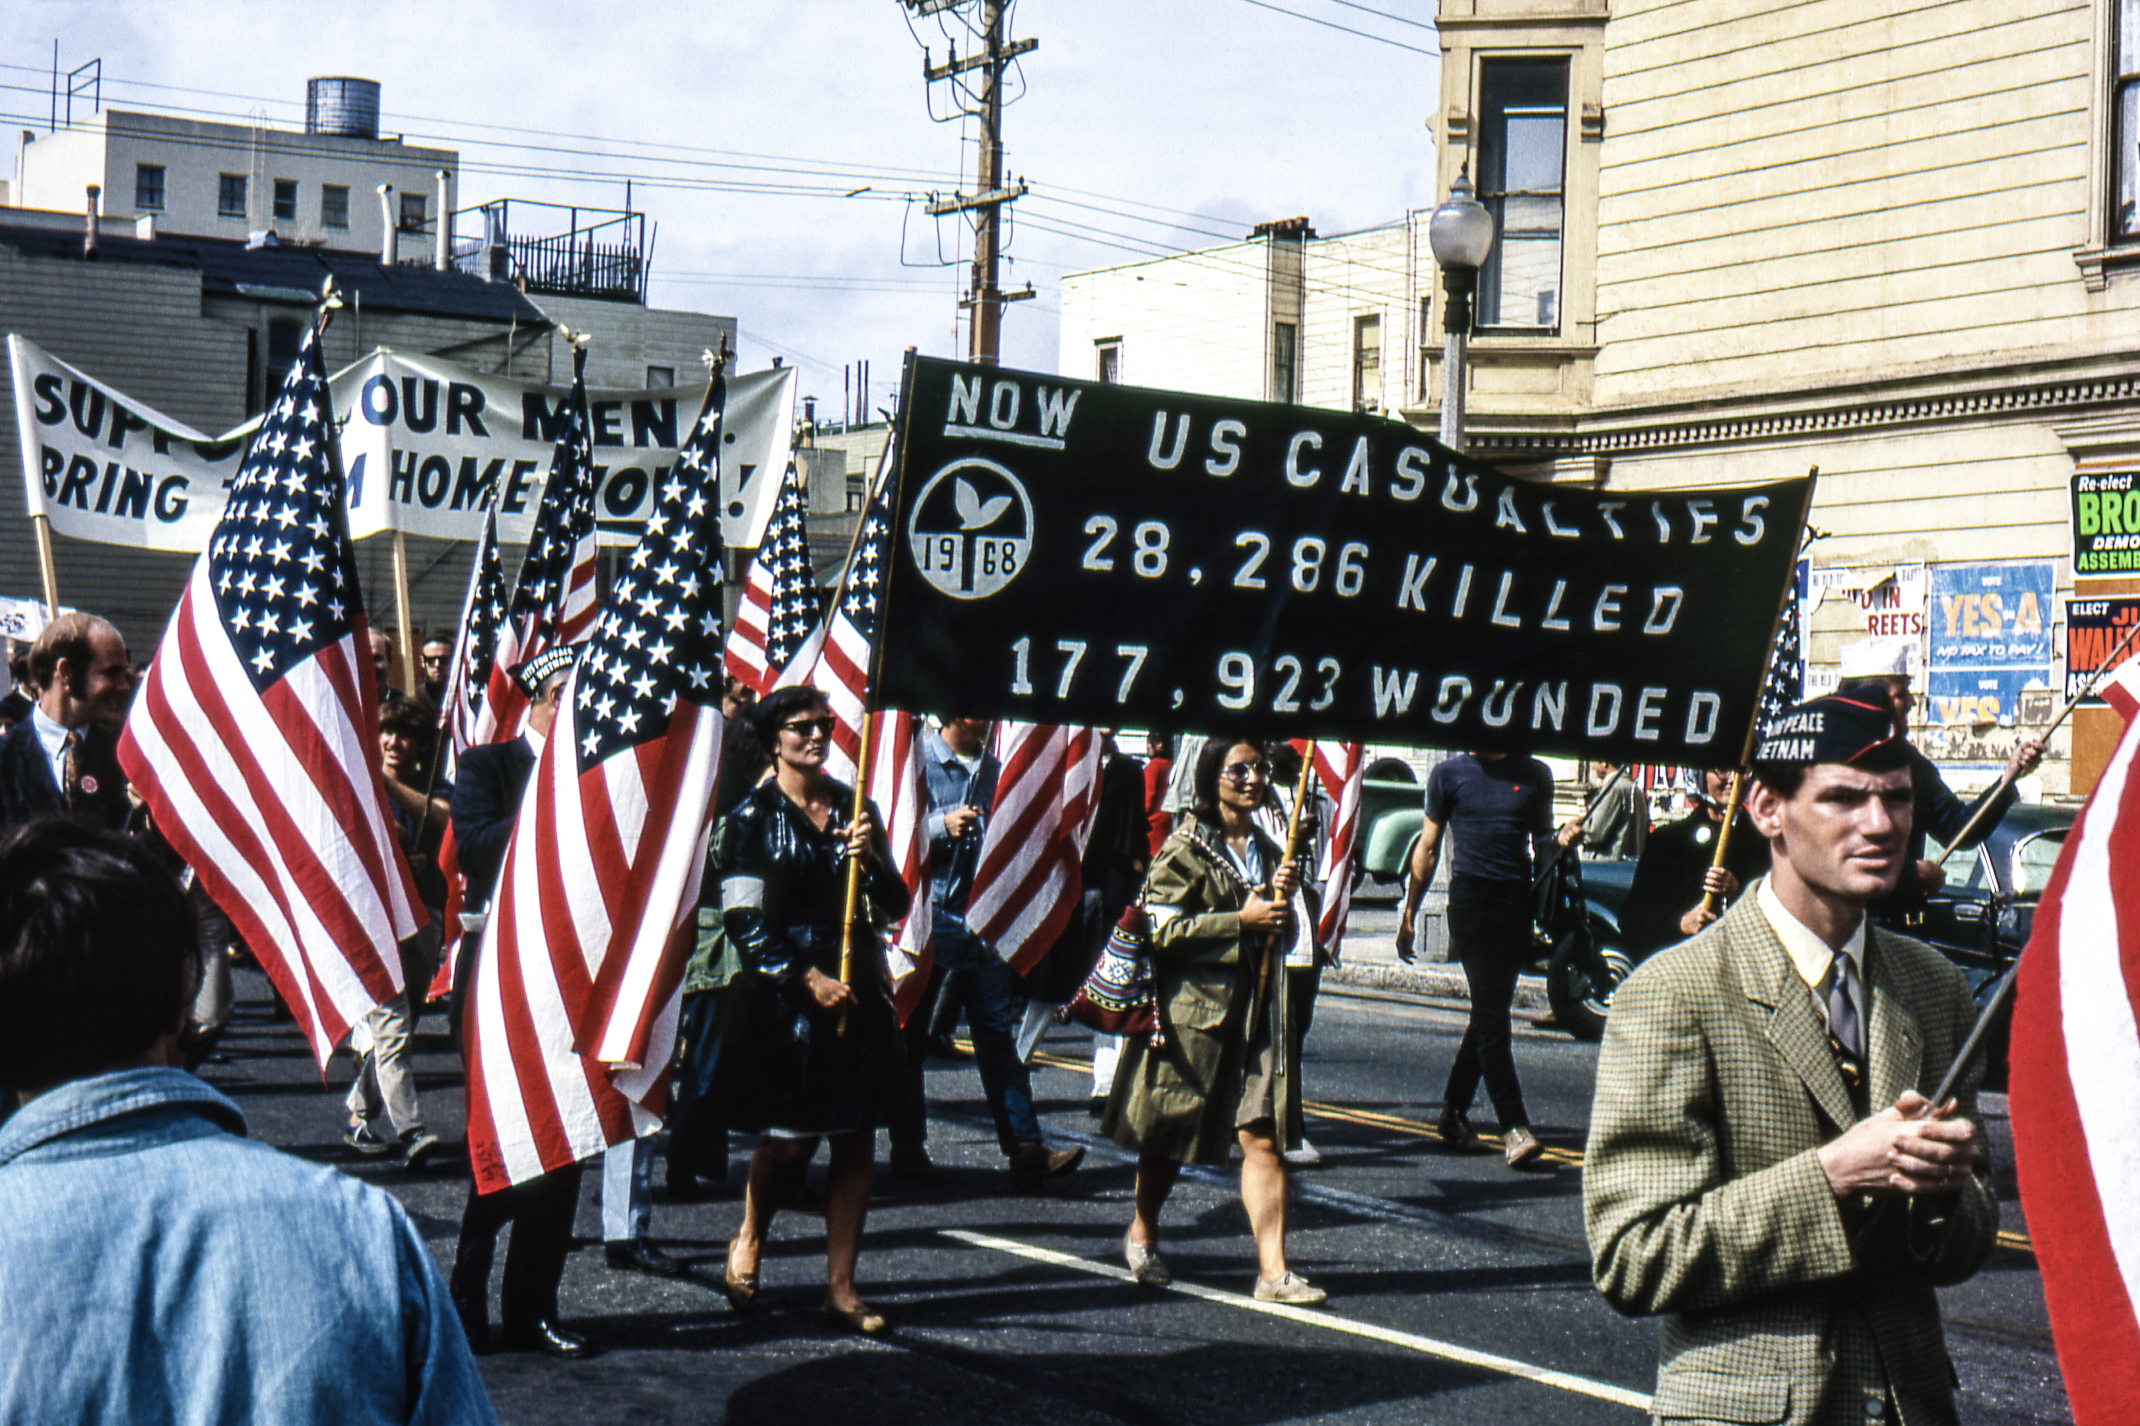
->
xmin=306 ymin=77 xmax=381 ymax=139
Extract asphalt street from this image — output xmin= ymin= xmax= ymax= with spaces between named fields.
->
xmin=193 ymin=935 xmax=2073 ymax=1426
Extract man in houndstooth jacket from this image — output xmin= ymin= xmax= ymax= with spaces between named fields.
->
xmin=1584 ymin=691 xmax=1998 ymax=1426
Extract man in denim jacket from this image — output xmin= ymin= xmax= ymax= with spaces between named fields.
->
xmin=0 ymin=816 xmax=496 ymax=1425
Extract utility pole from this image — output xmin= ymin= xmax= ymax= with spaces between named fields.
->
xmin=919 ymin=0 xmax=1037 ymax=364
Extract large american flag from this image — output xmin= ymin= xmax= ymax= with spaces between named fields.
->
xmin=481 ymin=347 xmax=601 ymax=741
xmin=2010 ymin=689 xmax=2140 ymax=1426
xmin=777 ymin=452 xmax=934 ymax=1014
xmin=119 ymin=324 xmax=421 ymax=1067
xmin=968 ymin=723 xmax=1103 ymax=975
xmin=462 ymin=375 xmax=730 ymax=1192
xmin=724 ymin=458 xmax=818 ymax=696
xmin=1308 ymin=741 xmax=1366 ymax=948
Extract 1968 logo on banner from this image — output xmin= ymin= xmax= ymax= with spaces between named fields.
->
xmin=907 ymin=458 xmax=1034 ymax=600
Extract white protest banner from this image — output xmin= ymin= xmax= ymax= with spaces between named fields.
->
xmin=336 ymin=353 xmax=796 ymax=548
xmin=10 ymin=333 xmax=256 ymax=552
xmin=0 ymin=594 xmax=62 ymax=644
xmin=12 ymin=335 xmax=798 ymax=553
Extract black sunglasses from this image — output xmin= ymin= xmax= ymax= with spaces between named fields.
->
xmin=781 ymin=716 xmax=838 ymax=738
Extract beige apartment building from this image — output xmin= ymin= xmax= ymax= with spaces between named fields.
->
xmin=1062 ymin=0 xmax=2140 ymax=793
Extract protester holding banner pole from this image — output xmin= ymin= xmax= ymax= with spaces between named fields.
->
xmin=1105 ymin=737 xmax=1323 ymax=1306
xmin=713 ymin=685 xmax=909 ymax=1337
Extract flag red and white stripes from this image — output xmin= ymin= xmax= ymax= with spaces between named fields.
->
xmin=776 ymin=450 xmax=933 ymax=1013
xmin=2101 ymin=649 xmax=2140 ymax=723
xmin=969 ymin=723 xmax=1103 ymax=976
xmin=119 ymin=327 xmax=419 ymax=1067
xmin=462 ymin=376 xmax=730 ymax=1193
xmin=1309 ymin=741 xmax=1365 ymax=947
xmin=2009 ymin=708 xmax=2140 ymax=1426
xmin=479 ymin=349 xmax=601 ymax=743
xmin=724 ymin=459 xmax=817 ymax=697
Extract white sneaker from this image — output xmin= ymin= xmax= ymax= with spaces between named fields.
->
xmin=1253 ymin=1271 xmax=1327 ymax=1305
xmin=1503 ymin=1125 xmax=1544 ymax=1168
xmin=1282 ymin=1137 xmax=1322 ymax=1167
xmin=1123 ymin=1229 xmax=1170 ymax=1288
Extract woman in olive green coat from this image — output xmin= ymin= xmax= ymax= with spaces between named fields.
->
xmin=1102 ymin=738 xmax=1325 ymax=1305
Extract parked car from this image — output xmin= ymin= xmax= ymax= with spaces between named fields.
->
xmin=1540 ymin=800 xmax=2074 ymax=1084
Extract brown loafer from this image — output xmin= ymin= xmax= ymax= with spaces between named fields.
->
xmin=1009 ymin=1141 xmax=1085 ymax=1192
xmin=823 ymin=1299 xmax=887 ymax=1335
xmin=723 ymin=1237 xmax=759 ymax=1314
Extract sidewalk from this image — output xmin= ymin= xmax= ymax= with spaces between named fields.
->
xmin=1323 ymin=897 xmax=1553 ymax=1011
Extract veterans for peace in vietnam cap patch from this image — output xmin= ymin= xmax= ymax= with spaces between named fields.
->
xmin=515 ymin=644 xmax=580 ymax=698
xmin=1752 ymin=693 xmax=1899 ymax=768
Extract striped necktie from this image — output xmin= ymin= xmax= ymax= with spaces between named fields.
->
xmin=1823 ymin=949 xmax=1862 ymax=1059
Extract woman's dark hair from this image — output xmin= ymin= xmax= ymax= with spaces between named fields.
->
xmin=378 ymin=697 xmax=433 ymax=740
xmin=1190 ymin=735 xmax=1267 ymax=823
xmin=0 ymin=816 xmax=198 ymax=1092
xmin=751 ymin=684 xmax=832 ymax=756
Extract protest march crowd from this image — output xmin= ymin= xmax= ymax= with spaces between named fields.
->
xmin=0 ymin=324 xmax=2091 ymax=1426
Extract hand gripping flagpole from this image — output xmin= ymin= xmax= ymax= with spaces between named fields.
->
xmin=1257 ymin=747 xmax=1321 ymax=1006
xmin=1697 ymin=483 xmax=1820 ymax=920
xmin=1928 ymin=613 xmax=2140 ymax=873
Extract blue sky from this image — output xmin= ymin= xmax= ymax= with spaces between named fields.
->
xmin=8 ymin=0 xmax=1439 ymax=411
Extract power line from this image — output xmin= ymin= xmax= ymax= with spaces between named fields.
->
xmin=1227 ymin=0 xmax=1439 ymax=55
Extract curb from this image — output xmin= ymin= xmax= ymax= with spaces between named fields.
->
xmin=1326 ymin=960 xmax=1553 ymax=1011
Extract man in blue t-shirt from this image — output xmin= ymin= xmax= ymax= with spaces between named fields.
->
xmin=1395 ymin=751 xmax=1575 ymax=1168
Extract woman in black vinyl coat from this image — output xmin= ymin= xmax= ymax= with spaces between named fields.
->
xmin=711 ymin=685 xmax=909 ymax=1334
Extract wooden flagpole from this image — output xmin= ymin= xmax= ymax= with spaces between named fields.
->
xmin=1256 ymin=746 xmax=1321 ymax=1006
xmin=30 ymin=515 xmax=60 ymax=619
xmin=835 ymin=711 xmax=877 ymax=1039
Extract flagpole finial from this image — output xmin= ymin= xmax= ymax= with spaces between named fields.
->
xmin=313 ymin=276 xmax=345 ymax=336
xmin=559 ymin=327 xmax=592 ymax=354
xmin=701 ymin=345 xmax=730 ymax=378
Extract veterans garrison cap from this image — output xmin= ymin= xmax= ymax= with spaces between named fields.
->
xmin=1751 ymin=692 xmax=1900 ymax=769
xmin=515 ymin=644 xmax=579 ymax=697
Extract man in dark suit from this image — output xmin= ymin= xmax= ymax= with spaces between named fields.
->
xmin=444 ymin=646 xmax=605 ymax=1360
xmin=0 ymin=613 xmax=135 ymax=833
xmin=1585 ymin=692 xmax=1997 ymax=1425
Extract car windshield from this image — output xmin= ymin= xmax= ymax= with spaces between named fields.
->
xmin=1924 ymin=827 xmax=2068 ymax=899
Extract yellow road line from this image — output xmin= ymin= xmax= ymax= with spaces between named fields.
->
xmin=1023 ymin=1044 xmax=2032 ymax=1252
xmin=941 ymin=1228 xmax=1653 ymax=1413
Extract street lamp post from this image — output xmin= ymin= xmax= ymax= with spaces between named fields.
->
xmin=1428 ymin=166 xmax=1495 ymax=451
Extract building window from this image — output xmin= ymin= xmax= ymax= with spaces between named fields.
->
xmin=1272 ymin=322 xmax=1297 ymax=404
xmin=217 ymin=173 xmax=247 ymax=220
xmin=1476 ymin=57 xmax=1568 ymax=332
xmin=2117 ymin=2 xmax=2140 ymax=241
xmin=1353 ymin=314 xmax=1382 ymax=412
xmin=645 ymin=366 xmax=674 ymax=388
xmin=134 ymin=164 xmax=164 ymax=212
xmin=273 ymin=179 xmax=298 ymax=223
xmin=1417 ymin=296 xmax=1434 ymax=399
xmin=1096 ymin=339 xmax=1121 ymax=383
xmin=322 ymin=184 xmax=350 ymax=229
xmin=399 ymin=191 xmax=428 ymax=233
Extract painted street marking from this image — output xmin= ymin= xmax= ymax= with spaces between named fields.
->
xmin=941 ymin=1228 xmax=1653 ymax=1413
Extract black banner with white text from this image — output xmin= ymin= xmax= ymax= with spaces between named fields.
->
xmin=875 ymin=357 xmax=1812 ymax=763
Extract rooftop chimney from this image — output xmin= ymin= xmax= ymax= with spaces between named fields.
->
xmin=377 ymin=184 xmax=396 ymax=267
xmin=433 ymin=170 xmax=454 ymax=271
xmin=83 ymin=185 xmax=100 ymax=259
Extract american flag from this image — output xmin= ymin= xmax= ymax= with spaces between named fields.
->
xmin=481 ymin=347 xmax=601 ymax=741
xmin=968 ymin=723 xmax=1103 ymax=976
xmin=724 ymin=459 xmax=819 ymax=696
xmin=2009 ymin=693 xmax=2140 ymax=1426
xmin=777 ymin=451 xmax=934 ymax=1013
xmin=461 ymin=375 xmax=730 ymax=1192
xmin=441 ymin=508 xmax=507 ymax=756
xmin=425 ymin=509 xmax=507 ymax=1000
xmin=1754 ymin=564 xmax=1804 ymax=738
xmin=1308 ymin=741 xmax=1366 ymax=948
xmin=119 ymin=323 xmax=421 ymax=1066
